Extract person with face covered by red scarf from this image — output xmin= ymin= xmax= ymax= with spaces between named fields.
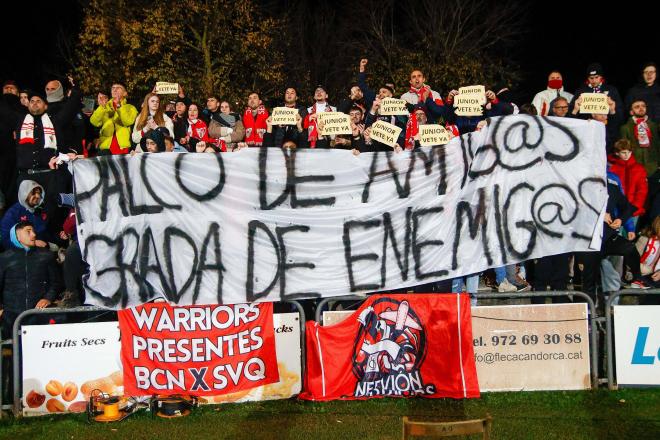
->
xmin=532 ymin=71 xmax=574 ymax=116
xmin=242 ymin=92 xmax=269 ymax=147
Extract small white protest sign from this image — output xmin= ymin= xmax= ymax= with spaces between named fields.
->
xmin=380 ymin=98 xmax=409 ymax=116
xmin=419 ymin=124 xmax=451 ymax=146
xmin=579 ymin=93 xmax=609 ymax=115
xmin=319 ymin=112 xmax=352 ymax=135
xmin=370 ymin=120 xmax=402 ymax=148
xmin=155 ymin=82 xmax=179 ymax=94
xmin=272 ymin=107 xmax=298 ymax=125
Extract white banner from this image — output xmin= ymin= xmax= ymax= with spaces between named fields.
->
xmin=73 ymin=116 xmax=607 ymax=308
xmin=614 ymin=305 xmax=660 ymax=386
xmin=22 ymin=322 xmax=122 ymax=416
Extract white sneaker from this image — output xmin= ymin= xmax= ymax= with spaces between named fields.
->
xmin=497 ymin=279 xmax=517 ymax=292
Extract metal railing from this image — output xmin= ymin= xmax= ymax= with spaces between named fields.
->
xmin=315 ymin=291 xmax=600 ymax=389
xmin=605 ymin=289 xmax=660 ymax=390
xmin=11 ymin=306 xmax=113 ymax=416
xmin=4 ymin=289 xmax=659 ymax=416
xmin=6 ymin=301 xmax=306 ymax=417
xmin=0 ymin=339 xmax=13 ymax=417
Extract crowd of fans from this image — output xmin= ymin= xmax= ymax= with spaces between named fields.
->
xmin=0 ymin=59 xmax=659 ymax=336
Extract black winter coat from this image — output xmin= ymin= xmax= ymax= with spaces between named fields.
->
xmin=0 ymin=247 xmax=62 ymax=314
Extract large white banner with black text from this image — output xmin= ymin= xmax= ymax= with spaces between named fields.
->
xmin=73 ymin=116 xmax=607 ymax=308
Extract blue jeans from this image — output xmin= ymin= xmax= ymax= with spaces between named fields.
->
xmin=494 ymin=265 xmax=517 ymax=284
xmin=452 ymin=274 xmax=479 ymax=306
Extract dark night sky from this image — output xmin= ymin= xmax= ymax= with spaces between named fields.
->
xmin=1 ymin=1 xmax=656 ymax=102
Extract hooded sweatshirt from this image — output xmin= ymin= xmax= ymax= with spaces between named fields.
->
xmin=46 ymin=81 xmax=65 ymax=104
xmin=0 ymin=180 xmax=49 ymax=249
xmin=608 ymin=153 xmax=648 ymax=216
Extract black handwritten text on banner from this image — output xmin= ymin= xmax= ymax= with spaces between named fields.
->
xmin=73 ymin=116 xmax=607 ymax=308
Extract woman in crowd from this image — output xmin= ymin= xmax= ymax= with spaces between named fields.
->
xmin=175 ymin=103 xmax=220 ymax=152
xmin=131 ymin=93 xmax=174 ymax=146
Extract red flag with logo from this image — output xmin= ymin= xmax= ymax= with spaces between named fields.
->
xmin=118 ymin=302 xmax=279 ymax=396
xmin=300 ymin=294 xmax=479 ymax=400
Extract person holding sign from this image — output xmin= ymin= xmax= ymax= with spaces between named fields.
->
xmin=303 ymin=85 xmax=337 ymax=148
xmin=242 ymin=92 xmax=269 ymax=148
xmin=334 ymin=107 xmax=365 ymax=152
xmin=365 ymin=96 xmax=407 ymax=151
xmin=572 ymin=94 xmax=618 ymax=152
xmin=445 ymin=88 xmax=512 ymax=134
xmin=411 ymin=107 xmax=457 ymax=149
xmin=569 ymin=63 xmax=624 ymax=128
xmin=263 ymin=112 xmax=305 ymax=149
xmin=131 ymin=93 xmax=174 ymax=147
xmin=281 ymin=87 xmax=306 ymax=118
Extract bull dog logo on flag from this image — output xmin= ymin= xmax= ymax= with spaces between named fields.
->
xmin=352 ymin=298 xmax=435 ymax=397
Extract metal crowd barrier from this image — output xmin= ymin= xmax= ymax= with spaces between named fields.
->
xmin=605 ymin=289 xmax=660 ymax=390
xmin=0 ymin=339 xmax=13 ymax=417
xmin=315 ymin=291 xmax=600 ymax=389
xmin=5 ymin=289 xmax=660 ymax=416
xmin=11 ymin=306 xmax=114 ymax=416
xmin=7 ymin=301 xmax=306 ymax=417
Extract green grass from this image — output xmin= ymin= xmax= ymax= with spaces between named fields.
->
xmin=1 ymin=389 xmax=660 ymax=439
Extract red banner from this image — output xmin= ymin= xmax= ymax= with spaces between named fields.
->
xmin=300 ymin=294 xmax=479 ymax=400
xmin=118 ymin=302 xmax=279 ymax=396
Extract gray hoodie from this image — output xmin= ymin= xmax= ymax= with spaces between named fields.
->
xmin=18 ymin=180 xmax=45 ymax=213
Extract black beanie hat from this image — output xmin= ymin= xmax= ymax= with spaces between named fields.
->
xmin=586 ymin=63 xmax=604 ymax=77
xmin=27 ymin=89 xmax=48 ymax=103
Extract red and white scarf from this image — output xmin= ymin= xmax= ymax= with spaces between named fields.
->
xmin=19 ymin=113 xmax=57 ymax=149
xmin=243 ymin=105 xmax=269 ymax=147
xmin=445 ymin=123 xmax=460 ymax=137
xmin=189 ymin=118 xmax=226 ymax=152
xmin=404 ymin=112 xmax=418 ymax=150
xmin=409 ymin=84 xmax=444 ymax=105
xmin=187 ymin=118 xmax=209 ymax=142
xmin=641 ymin=236 xmax=660 ymax=272
xmin=305 ymin=103 xmax=333 ymax=148
xmin=405 ymin=115 xmax=460 ymax=149
xmin=634 ymin=116 xmax=652 ymax=148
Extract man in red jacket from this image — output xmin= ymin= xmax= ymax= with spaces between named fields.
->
xmin=608 ymin=138 xmax=648 ymax=234
xmin=243 ymin=92 xmax=269 ymax=147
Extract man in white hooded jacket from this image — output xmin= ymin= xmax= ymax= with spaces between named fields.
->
xmin=532 ymin=70 xmax=574 ymax=116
